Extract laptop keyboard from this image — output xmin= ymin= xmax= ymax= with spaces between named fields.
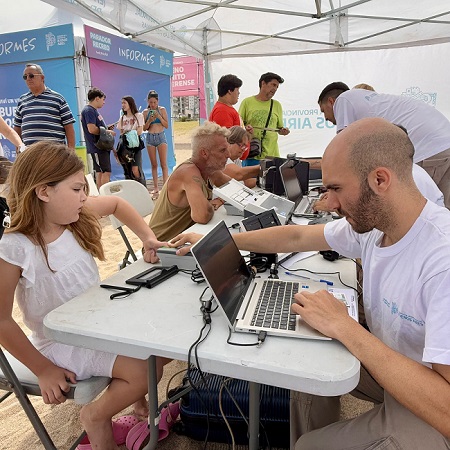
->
xmin=231 ymin=188 xmax=255 ymax=204
xmin=295 ymin=198 xmax=318 ymax=215
xmin=251 ymin=280 xmax=299 ymax=330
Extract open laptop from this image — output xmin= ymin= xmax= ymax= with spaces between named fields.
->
xmin=213 ymin=179 xmax=294 ymax=224
xmin=279 ymin=160 xmax=318 ymax=217
xmin=191 ymin=220 xmax=332 ymax=340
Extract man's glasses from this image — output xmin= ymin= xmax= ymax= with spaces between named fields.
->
xmin=22 ymin=73 xmax=42 ymax=80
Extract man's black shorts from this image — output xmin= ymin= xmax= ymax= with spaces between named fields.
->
xmin=91 ymin=150 xmax=111 ymax=173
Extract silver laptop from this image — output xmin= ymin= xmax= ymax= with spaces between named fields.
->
xmin=213 ymin=179 xmax=294 ymax=224
xmin=279 ymin=160 xmax=318 ymax=217
xmin=191 ymin=221 xmax=331 ymax=340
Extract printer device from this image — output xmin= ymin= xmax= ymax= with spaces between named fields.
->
xmin=213 ymin=179 xmax=294 ymax=224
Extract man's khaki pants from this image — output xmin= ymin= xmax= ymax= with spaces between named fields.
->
xmin=290 ymin=366 xmax=450 ymax=450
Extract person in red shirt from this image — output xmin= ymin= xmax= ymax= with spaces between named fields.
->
xmin=209 ymin=74 xmax=253 ymax=160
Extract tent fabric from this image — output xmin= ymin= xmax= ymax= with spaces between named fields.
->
xmin=41 ymin=1 xmax=450 ymax=59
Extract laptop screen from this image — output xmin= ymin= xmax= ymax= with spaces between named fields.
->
xmin=191 ymin=222 xmax=253 ymax=326
xmin=280 ymin=160 xmax=303 ymax=203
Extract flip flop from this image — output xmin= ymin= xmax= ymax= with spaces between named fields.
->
xmin=125 ymin=402 xmax=180 ymax=450
xmin=77 ymin=414 xmax=141 ymax=449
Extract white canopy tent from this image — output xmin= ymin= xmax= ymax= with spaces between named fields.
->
xmin=39 ymin=1 xmax=450 ymax=58
xmin=3 ymin=1 xmax=450 ymax=156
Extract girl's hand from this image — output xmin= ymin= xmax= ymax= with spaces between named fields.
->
xmin=38 ymin=364 xmax=77 ymax=405
xmin=142 ymin=238 xmax=169 ymax=264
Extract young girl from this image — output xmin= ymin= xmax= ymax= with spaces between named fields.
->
xmin=0 ymin=142 xmax=169 ymax=449
xmin=115 ymin=96 xmax=146 ymax=186
xmin=142 ymin=90 xmax=169 ymax=199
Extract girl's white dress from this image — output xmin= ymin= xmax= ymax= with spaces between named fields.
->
xmin=0 ymin=230 xmax=116 ymax=379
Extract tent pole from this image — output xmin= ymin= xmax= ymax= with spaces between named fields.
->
xmin=202 ymin=28 xmax=214 ymax=119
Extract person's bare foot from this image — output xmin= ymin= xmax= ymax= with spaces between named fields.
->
xmin=133 ymin=396 xmax=149 ymax=417
xmin=80 ymin=405 xmax=119 ymax=450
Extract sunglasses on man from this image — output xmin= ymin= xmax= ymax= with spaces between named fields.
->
xmin=22 ymin=73 xmax=42 ymax=80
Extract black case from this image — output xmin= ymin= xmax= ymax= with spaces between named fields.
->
xmin=177 ymin=368 xmax=290 ymax=448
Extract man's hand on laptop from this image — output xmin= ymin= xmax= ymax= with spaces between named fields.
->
xmin=168 ymin=232 xmax=203 ymax=255
xmin=313 ymin=192 xmax=334 ymax=213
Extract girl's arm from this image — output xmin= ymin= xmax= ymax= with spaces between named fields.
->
xmin=156 ymin=107 xmax=169 ymax=129
xmin=85 ymin=196 xmax=168 ymax=262
xmin=142 ymin=108 xmax=151 ymax=131
xmin=0 ymin=258 xmax=76 ymax=404
xmin=136 ymin=113 xmax=144 ymax=136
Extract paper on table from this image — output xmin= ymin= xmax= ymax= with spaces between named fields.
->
xmin=280 ymin=251 xmax=317 ymax=269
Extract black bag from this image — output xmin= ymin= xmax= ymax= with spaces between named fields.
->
xmin=247 ymin=99 xmax=274 ymax=159
xmin=94 ymin=126 xmax=115 ymax=151
xmin=116 ymin=136 xmax=136 ymax=164
xmin=248 ymin=138 xmax=262 ymax=158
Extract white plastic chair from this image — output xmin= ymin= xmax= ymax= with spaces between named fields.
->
xmin=99 ymin=180 xmax=154 ymax=267
xmin=0 ymin=346 xmax=110 ymax=449
xmin=85 ymin=173 xmax=99 ymax=196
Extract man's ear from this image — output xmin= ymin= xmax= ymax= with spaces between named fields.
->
xmin=368 ymin=167 xmax=391 ymax=194
xmin=35 ymin=185 xmax=50 ymax=202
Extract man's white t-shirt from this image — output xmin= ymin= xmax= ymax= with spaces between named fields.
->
xmin=324 ymin=200 xmax=450 ymax=367
xmin=413 ymin=164 xmax=444 ymax=207
xmin=333 ymin=89 xmax=450 ymax=162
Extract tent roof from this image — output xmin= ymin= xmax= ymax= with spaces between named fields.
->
xmin=42 ymin=1 xmax=450 ymax=59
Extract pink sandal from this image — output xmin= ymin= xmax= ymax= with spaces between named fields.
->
xmin=77 ymin=414 xmax=141 ymax=449
xmin=125 ymin=402 xmax=180 ymax=450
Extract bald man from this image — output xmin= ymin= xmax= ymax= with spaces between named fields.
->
xmin=172 ymin=118 xmax=450 ymax=449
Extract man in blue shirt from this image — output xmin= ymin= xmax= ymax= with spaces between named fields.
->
xmin=80 ymin=88 xmax=115 ymax=188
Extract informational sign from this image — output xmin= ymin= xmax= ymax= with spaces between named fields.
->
xmin=85 ymin=25 xmax=173 ymax=77
xmin=172 ymin=56 xmax=206 ymax=120
xmin=172 ymin=56 xmax=203 ymax=97
xmin=0 ymin=24 xmax=74 ymax=65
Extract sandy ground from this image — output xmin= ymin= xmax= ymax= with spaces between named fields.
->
xmin=0 ymin=122 xmax=372 ymax=449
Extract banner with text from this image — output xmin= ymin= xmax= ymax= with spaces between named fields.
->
xmin=84 ymin=25 xmax=173 ymax=77
xmin=0 ymin=24 xmax=74 ymax=65
xmin=210 ymin=41 xmax=450 ymax=158
xmin=172 ymin=56 xmax=206 ymax=120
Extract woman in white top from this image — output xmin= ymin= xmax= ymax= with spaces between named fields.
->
xmin=115 ymin=96 xmax=146 ymax=185
xmin=0 ymin=142 xmax=169 ymax=449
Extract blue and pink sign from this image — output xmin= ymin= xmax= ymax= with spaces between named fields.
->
xmin=84 ymin=25 xmax=172 ymax=77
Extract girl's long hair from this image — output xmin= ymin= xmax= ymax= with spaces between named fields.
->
xmin=6 ymin=142 xmax=105 ymax=268
xmin=122 ymin=96 xmax=139 ymax=115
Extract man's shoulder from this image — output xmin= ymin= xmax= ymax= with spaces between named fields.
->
xmin=43 ymin=88 xmax=68 ymax=102
xmin=174 ymin=160 xmax=200 ymax=178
